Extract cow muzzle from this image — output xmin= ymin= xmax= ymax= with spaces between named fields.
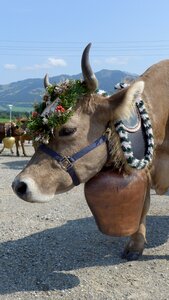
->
xmin=12 ymin=177 xmax=54 ymax=203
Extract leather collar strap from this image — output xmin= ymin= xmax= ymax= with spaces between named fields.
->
xmin=39 ymin=134 xmax=108 ymax=186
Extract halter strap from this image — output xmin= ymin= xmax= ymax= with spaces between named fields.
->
xmin=39 ymin=134 xmax=108 ymax=186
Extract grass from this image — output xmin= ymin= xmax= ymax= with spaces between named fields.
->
xmin=0 ymin=106 xmax=32 ymax=123
xmin=12 ymin=107 xmax=32 ymax=112
xmin=0 ymin=118 xmax=12 ymax=122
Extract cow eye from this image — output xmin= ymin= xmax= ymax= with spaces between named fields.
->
xmin=59 ymin=127 xmax=77 ymax=137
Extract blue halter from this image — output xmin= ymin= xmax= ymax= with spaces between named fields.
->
xmin=39 ymin=134 xmax=108 ymax=186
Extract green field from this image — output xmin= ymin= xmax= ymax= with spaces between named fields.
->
xmin=0 ymin=118 xmax=11 ymax=122
xmin=1 ymin=106 xmax=33 ymax=113
xmin=12 ymin=106 xmax=32 ymax=113
xmin=0 ymin=105 xmax=32 ymax=122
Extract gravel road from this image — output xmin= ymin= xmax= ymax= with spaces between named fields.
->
xmin=0 ymin=144 xmax=169 ymax=300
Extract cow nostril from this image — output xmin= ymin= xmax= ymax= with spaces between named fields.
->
xmin=15 ymin=181 xmax=28 ymax=196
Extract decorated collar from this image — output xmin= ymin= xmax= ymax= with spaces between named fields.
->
xmin=114 ymin=98 xmax=154 ymax=169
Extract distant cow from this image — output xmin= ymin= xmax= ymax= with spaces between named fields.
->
xmin=0 ymin=121 xmax=32 ymax=156
xmin=0 ymin=122 xmax=13 ymax=141
xmin=14 ymin=118 xmax=33 ymax=156
xmin=0 ymin=122 xmax=16 ymax=154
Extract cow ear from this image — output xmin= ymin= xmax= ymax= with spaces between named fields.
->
xmin=107 ymin=81 xmax=145 ymax=120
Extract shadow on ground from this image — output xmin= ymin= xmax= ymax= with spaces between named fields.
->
xmin=0 ymin=215 xmax=169 ymax=294
xmin=0 ymin=159 xmax=30 ymax=170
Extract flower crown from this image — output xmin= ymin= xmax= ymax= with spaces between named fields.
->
xmin=27 ymin=79 xmax=88 ymax=144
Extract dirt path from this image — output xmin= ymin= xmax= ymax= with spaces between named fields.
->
xmin=0 ymin=144 xmax=169 ymax=300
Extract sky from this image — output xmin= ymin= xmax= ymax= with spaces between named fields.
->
xmin=1 ymin=0 xmax=169 ymax=84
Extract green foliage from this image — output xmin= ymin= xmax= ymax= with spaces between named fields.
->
xmin=46 ymin=80 xmax=88 ymax=106
xmin=27 ymin=79 xmax=89 ymax=144
xmin=58 ymin=80 xmax=88 ymax=108
xmin=0 ymin=117 xmax=11 ymax=122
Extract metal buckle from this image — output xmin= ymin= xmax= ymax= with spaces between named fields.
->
xmin=59 ymin=156 xmax=73 ymax=170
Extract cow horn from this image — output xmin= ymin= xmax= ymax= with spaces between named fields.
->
xmin=81 ymin=43 xmax=98 ymax=92
xmin=44 ymin=73 xmax=52 ymax=89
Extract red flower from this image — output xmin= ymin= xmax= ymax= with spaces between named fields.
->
xmin=55 ymin=105 xmax=65 ymax=113
xmin=32 ymin=111 xmax=38 ymax=118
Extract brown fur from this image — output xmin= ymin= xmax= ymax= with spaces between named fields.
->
xmin=12 ymin=59 xmax=169 ymax=260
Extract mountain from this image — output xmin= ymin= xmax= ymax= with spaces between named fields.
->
xmin=0 ymin=70 xmax=137 ymax=111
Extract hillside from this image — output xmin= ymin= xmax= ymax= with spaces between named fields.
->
xmin=0 ymin=70 xmax=137 ymax=111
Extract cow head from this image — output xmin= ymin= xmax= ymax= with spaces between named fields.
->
xmin=12 ymin=43 xmax=144 ymax=203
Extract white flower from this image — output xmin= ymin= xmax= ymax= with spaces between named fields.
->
xmin=66 ymin=107 xmax=72 ymax=113
xmin=35 ymin=136 xmax=41 ymax=142
xmin=42 ymin=137 xmax=49 ymax=144
xmin=42 ymin=117 xmax=48 ymax=125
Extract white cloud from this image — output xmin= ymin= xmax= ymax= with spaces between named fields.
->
xmin=93 ymin=58 xmax=103 ymax=66
xmin=105 ymin=57 xmax=129 ymax=66
xmin=48 ymin=57 xmax=67 ymax=67
xmin=23 ymin=57 xmax=67 ymax=71
xmin=24 ymin=64 xmax=48 ymax=71
xmin=4 ymin=63 xmax=17 ymax=70
xmin=93 ymin=57 xmax=129 ymax=69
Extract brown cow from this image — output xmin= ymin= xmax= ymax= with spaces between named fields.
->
xmin=14 ymin=133 xmax=32 ymax=157
xmin=0 ymin=120 xmax=33 ymax=156
xmin=0 ymin=122 xmax=14 ymax=141
xmin=12 ymin=44 xmax=169 ymax=260
xmin=14 ymin=119 xmax=33 ymax=157
xmin=0 ymin=122 xmax=17 ymax=154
